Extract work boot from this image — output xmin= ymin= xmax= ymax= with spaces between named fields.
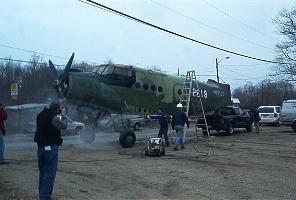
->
xmin=173 ymin=147 xmax=178 ymax=151
xmin=181 ymin=146 xmax=185 ymax=149
xmin=165 ymin=143 xmax=170 ymax=147
xmin=0 ymin=161 xmax=9 ymax=165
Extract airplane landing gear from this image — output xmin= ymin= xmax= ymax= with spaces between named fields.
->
xmin=92 ymin=111 xmax=136 ymax=148
xmin=119 ymin=130 xmax=136 ymax=148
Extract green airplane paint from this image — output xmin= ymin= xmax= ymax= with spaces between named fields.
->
xmin=49 ymin=53 xmax=231 ymax=148
xmin=65 ymin=64 xmax=231 ymax=115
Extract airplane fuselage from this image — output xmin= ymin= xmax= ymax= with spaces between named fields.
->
xmin=64 ymin=64 xmax=231 ymax=115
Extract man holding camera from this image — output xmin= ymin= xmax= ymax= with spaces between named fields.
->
xmin=34 ymin=100 xmax=67 ymax=200
xmin=0 ymin=102 xmax=8 ymax=165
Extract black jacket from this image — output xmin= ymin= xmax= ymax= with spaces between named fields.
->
xmin=34 ymin=108 xmax=65 ymax=147
xmin=172 ymin=110 xmax=189 ymax=129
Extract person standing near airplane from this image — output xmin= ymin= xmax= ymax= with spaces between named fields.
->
xmin=34 ymin=100 xmax=67 ymax=200
xmin=149 ymin=108 xmax=171 ymax=147
xmin=0 ymin=102 xmax=8 ymax=165
xmin=172 ymin=103 xmax=189 ymax=151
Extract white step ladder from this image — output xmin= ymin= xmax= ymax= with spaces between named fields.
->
xmin=180 ymin=70 xmax=210 ymax=141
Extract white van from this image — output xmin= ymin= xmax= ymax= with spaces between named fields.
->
xmin=280 ymin=99 xmax=296 ymax=130
xmin=258 ymin=106 xmax=281 ymax=126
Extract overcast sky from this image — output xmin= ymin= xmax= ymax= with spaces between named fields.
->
xmin=0 ymin=0 xmax=295 ymax=89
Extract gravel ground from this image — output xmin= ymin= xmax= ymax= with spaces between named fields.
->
xmin=0 ymin=125 xmax=296 ymax=200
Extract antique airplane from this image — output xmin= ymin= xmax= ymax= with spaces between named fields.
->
xmin=49 ymin=53 xmax=231 ymax=148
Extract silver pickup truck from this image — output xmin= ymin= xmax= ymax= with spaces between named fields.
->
xmin=97 ymin=114 xmax=146 ymax=132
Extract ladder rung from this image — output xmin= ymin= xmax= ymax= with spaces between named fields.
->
xmin=182 ymin=70 xmax=208 ymax=135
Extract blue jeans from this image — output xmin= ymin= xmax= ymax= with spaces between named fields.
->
xmin=174 ymin=125 xmax=184 ymax=148
xmin=158 ymin=127 xmax=169 ymax=145
xmin=37 ymin=145 xmax=59 ymax=200
xmin=0 ymin=131 xmax=4 ymax=163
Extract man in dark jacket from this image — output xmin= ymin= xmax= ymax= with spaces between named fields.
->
xmin=149 ymin=108 xmax=171 ymax=146
xmin=172 ymin=103 xmax=189 ymax=151
xmin=0 ymin=102 xmax=8 ymax=165
xmin=34 ymin=100 xmax=67 ymax=200
xmin=250 ymin=108 xmax=261 ymax=133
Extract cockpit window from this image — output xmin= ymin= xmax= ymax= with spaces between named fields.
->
xmin=101 ymin=65 xmax=133 ymax=80
xmin=94 ymin=65 xmax=136 ymax=87
xmin=101 ymin=66 xmax=115 ymax=78
xmin=95 ymin=66 xmax=106 ymax=75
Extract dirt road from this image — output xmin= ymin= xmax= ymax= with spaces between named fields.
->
xmin=0 ymin=125 xmax=296 ymax=200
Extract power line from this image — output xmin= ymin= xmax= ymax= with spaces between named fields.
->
xmin=196 ymin=74 xmax=216 ymax=77
xmin=220 ymin=63 xmax=270 ymax=67
xmin=220 ymin=71 xmax=265 ymax=81
xmin=0 ymin=57 xmax=65 ymax=66
xmin=78 ymin=0 xmax=284 ymax=64
xmin=220 ymin=75 xmax=250 ymax=81
xmin=0 ymin=44 xmax=67 ymax=60
xmin=201 ymin=0 xmax=278 ymax=41
xmin=0 ymin=44 xmax=98 ymax=65
xmin=149 ymin=0 xmax=273 ymax=51
xmin=220 ymin=66 xmax=266 ymax=79
xmin=218 ymin=76 xmax=235 ymax=90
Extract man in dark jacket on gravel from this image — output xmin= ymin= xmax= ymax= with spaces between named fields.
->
xmin=149 ymin=108 xmax=171 ymax=146
xmin=0 ymin=102 xmax=8 ymax=165
xmin=34 ymin=100 xmax=67 ymax=200
xmin=172 ymin=103 xmax=189 ymax=151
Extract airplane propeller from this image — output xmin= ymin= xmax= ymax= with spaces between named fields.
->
xmin=48 ymin=52 xmax=75 ymax=99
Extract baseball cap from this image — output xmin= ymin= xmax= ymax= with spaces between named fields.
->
xmin=177 ymin=103 xmax=183 ymax=108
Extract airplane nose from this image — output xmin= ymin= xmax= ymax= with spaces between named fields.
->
xmin=66 ymin=73 xmax=99 ymax=103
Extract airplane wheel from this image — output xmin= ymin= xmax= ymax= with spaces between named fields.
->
xmin=119 ymin=131 xmax=136 ymax=148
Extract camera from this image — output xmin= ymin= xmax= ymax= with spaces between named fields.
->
xmin=57 ymin=107 xmax=64 ymax=114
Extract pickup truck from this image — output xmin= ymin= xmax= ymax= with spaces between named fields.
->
xmin=197 ymin=106 xmax=253 ymax=135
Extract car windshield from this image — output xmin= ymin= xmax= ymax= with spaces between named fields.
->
xmin=258 ymin=107 xmax=274 ymax=113
xmin=220 ymin=107 xmax=235 ymax=115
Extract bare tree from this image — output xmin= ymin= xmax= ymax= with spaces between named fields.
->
xmin=104 ymin=58 xmax=114 ymax=65
xmin=0 ymin=55 xmax=93 ymax=106
xmin=233 ymin=79 xmax=296 ymax=108
xmin=273 ymin=6 xmax=296 ymax=81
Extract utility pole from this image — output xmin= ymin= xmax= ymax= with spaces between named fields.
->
xmin=216 ymin=56 xmax=230 ymax=83
xmin=215 ymin=58 xmax=219 ymax=83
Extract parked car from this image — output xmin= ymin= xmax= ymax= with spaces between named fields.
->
xmin=25 ymin=116 xmax=85 ymax=135
xmin=258 ymin=106 xmax=281 ymax=126
xmin=197 ymin=106 xmax=252 ymax=135
xmin=280 ymin=99 xmax=296 ymax=130
xmin=62 ymin=116 xmax=85 ymax=135
xmin=97 ymin=114 xmax=146 ymax=132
